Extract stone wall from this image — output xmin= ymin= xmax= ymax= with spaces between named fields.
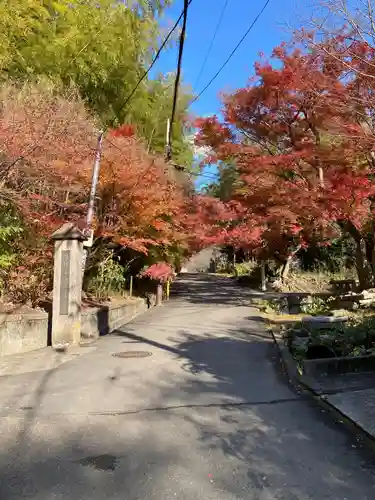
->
xmin=335 ymin=289 xmax=375 ymax=310
xmin=0 ymin=297 xmax=150 ymax=356
xmin=0 ymin=311 xmax=49 ymax=356
xmin=302 ymin=354 xmax=375 ymax=378
xmin=81 ymin=297 xmax=149 ymax=341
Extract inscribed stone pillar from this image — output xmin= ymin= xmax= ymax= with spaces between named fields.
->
xmin=51 ymin=223 xmax=86 ymax=348
xmin=156 ymin=283 xmax=163 ymax=306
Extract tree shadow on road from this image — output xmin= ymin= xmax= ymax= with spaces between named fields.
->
xmin=113 ymin=274 xmax=375 ymax=497
xmin=178 ymin=331 xmax=375 ymax=499
xmin=0 ymin=417 xmax=180 ymax=500
xmin=116 ymin=323 xmax=375 ymax=499
xmin=172 ymin=273 xmax=267 ymax=306
xmin=2 ymin=267 xmax=375 ymax=499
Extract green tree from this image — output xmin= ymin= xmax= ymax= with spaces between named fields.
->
xmin=0 ymin=204 xmax=23 ymax=270
xmin=135 ymin=73 xmax=194 ymax=167
xmin=0 ymin=1 xmax=191 ymax=158
xmin=0 ymin=1 xmax=161 ymax=119
xmin=205 ymin=160 xmax=241 ymax=201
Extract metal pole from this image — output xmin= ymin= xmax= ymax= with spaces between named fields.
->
xmin=82 ymin=131 xmax=104 ymax=276
xmin=165 ymin=118 xmax=171 ymax=160
xmin=129 ymin=275 xmax=133 ymax=297
xmin=87 ymin=131 xmax=104 ymax=231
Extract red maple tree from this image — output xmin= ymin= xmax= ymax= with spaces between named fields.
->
xmin=195 ymin=41 xmax=375 ymax=287
xmin=0 ymin=84 xmax=197 ymax=302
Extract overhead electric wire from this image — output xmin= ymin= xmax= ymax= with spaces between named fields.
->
xmin=30 ymin=1 xmax=194 ymax=146
xmin=192 ymin=172 xmax=217 ymax=180
xmin=118 ymin=0 xmax=193 ymax=115
xmin=166 ymin=0 xmax=190 ymax=160
xmin=191 ymin=0 xmax=272 ymax=105
xmin=106 ymin=135 xmax=218 ymax=187
xmin=192 ymin=0 xmax=229 ymax=92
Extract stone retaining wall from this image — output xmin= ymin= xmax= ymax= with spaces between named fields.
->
xmin=0 ymin=297 xmax=150 ymax=356
xmin=81 ymin=297 xmax=149 ymax=341
xmin=0 ymin=311 xmax=49 ymax=356
xmin=302 ymin=354 xmax=375 ymax=378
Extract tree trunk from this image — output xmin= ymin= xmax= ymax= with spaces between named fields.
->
xmin=318 ymin=166 xmax=324 ymax=187
xmin=280 ymin=245 xmax=301 ymax=281
xmin=355 ymin=238 xmax=373 ymax=290
xmin=372 ymin=243 xmax=375 ymax=279
xmin=260 ymin=261 xmax=266 ymax=291
xmin=340 ymin=220 xmax=373 ymax=290
xmin=280 ymin=256 xmax=292 ymax=281
xmin=368 ymin=223 xmax=375 ymax=278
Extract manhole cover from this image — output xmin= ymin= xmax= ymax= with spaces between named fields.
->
xmin=112 ymin=351 xmax=152 ymax=358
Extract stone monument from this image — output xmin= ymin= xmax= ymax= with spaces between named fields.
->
xmin=51 ymin=223 xmax=86 ymax=348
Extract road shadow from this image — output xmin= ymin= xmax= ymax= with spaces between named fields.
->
xmin=0 ymin=419 xmax=179 ymax=500
xmin=173 ymin=273 xmax=333 ymax=307
xmin=1 ymin=274 xmax=375 ymax=499
xmin=114 ymin=310 xmax=375 ymax=499
xmin=172 ymin=273 xmax=265 ymax=306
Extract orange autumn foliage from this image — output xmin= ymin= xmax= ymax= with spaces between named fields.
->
xmin=95 ymin=134 xmax=189 ymax=254
xmin=0 ymin=83 xmax=192 ymax=257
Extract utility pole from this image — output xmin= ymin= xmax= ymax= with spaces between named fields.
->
xmin=82 ymin=130 xmax=104 ymax=277
xmin=165 ymin=118 xmax=171 ymax=161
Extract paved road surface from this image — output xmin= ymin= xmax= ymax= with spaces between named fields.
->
xmin=0 ymin=274 xmax=375 ymax=499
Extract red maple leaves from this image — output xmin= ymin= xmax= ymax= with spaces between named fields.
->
xmin=194 ymin=38 xmax=375 ymax=271
xmin=140 ymin=263 xmax=175 ymax=282
xmin=0 ymin=84 xmax=194 ymax=262
xmin=110 ymin=124 xmax=135 ymax=138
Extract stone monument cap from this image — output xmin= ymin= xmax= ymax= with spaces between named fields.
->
xmin=51 ymin=222 xmax=86 ymax=241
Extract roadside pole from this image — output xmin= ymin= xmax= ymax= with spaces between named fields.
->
xmin=260 ymin=261 xmax=267 ymax=292
xmin=82 ymin=130 xmax=104 ymax=277
xmin=165 ymin=118 xmax=171 ymax=160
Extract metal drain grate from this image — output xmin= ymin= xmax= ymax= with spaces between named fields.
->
xmin=112 ymin=351 xmax=152 ymax=358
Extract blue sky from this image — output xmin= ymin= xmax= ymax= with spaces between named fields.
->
xmin=154 ymin=0 xmax=311 ymax=187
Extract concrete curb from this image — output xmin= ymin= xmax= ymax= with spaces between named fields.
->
xmin=270 ymin=326 xmax=375 ymax=453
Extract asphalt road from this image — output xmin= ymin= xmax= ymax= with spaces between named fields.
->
xmin=0 ymin=274 xmax=375 ymax=499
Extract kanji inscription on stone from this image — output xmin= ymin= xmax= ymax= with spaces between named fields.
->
xmin=60 ymin=250 xmax=71 ymax=315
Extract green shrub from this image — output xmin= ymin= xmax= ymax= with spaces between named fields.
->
xmin=87 ymin=251 xmax=127 ymax=300
xmin=259 ymin=299 xmax=284 ymax=314
xmin=234 ymin=261 xmax=258 ymax=277
xmin=300 ymin=296 xmax=332 ymax=315
xmin=0 ymin=206 xmax=23 ymax=271
xmin=289 ymin=313 xmax=375 ymax=361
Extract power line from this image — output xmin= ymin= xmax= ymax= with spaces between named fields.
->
xmin=171 ymin=162 xmax=218 ymax=180
xmin=105 ymin=136 xmax=217 ymax=182
xmin=192 ymin=0 xmax=229 ymax=93
xmin=166 ymin=0 xmax=190 ymax=160
xmin=13 ymin=3 xmax=193 ymax=159
xmin=192 ymin=172 xmax=218 ymax=180
xmin=103 ymin=1 xmax=193 ymax=163
xmin=191 ymin=0 xmax=272 ymax=105
xmin=118 ymin=0 xmax=193 ymax=115
xmin=92 ymin=2 xmax=194 ymax=179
